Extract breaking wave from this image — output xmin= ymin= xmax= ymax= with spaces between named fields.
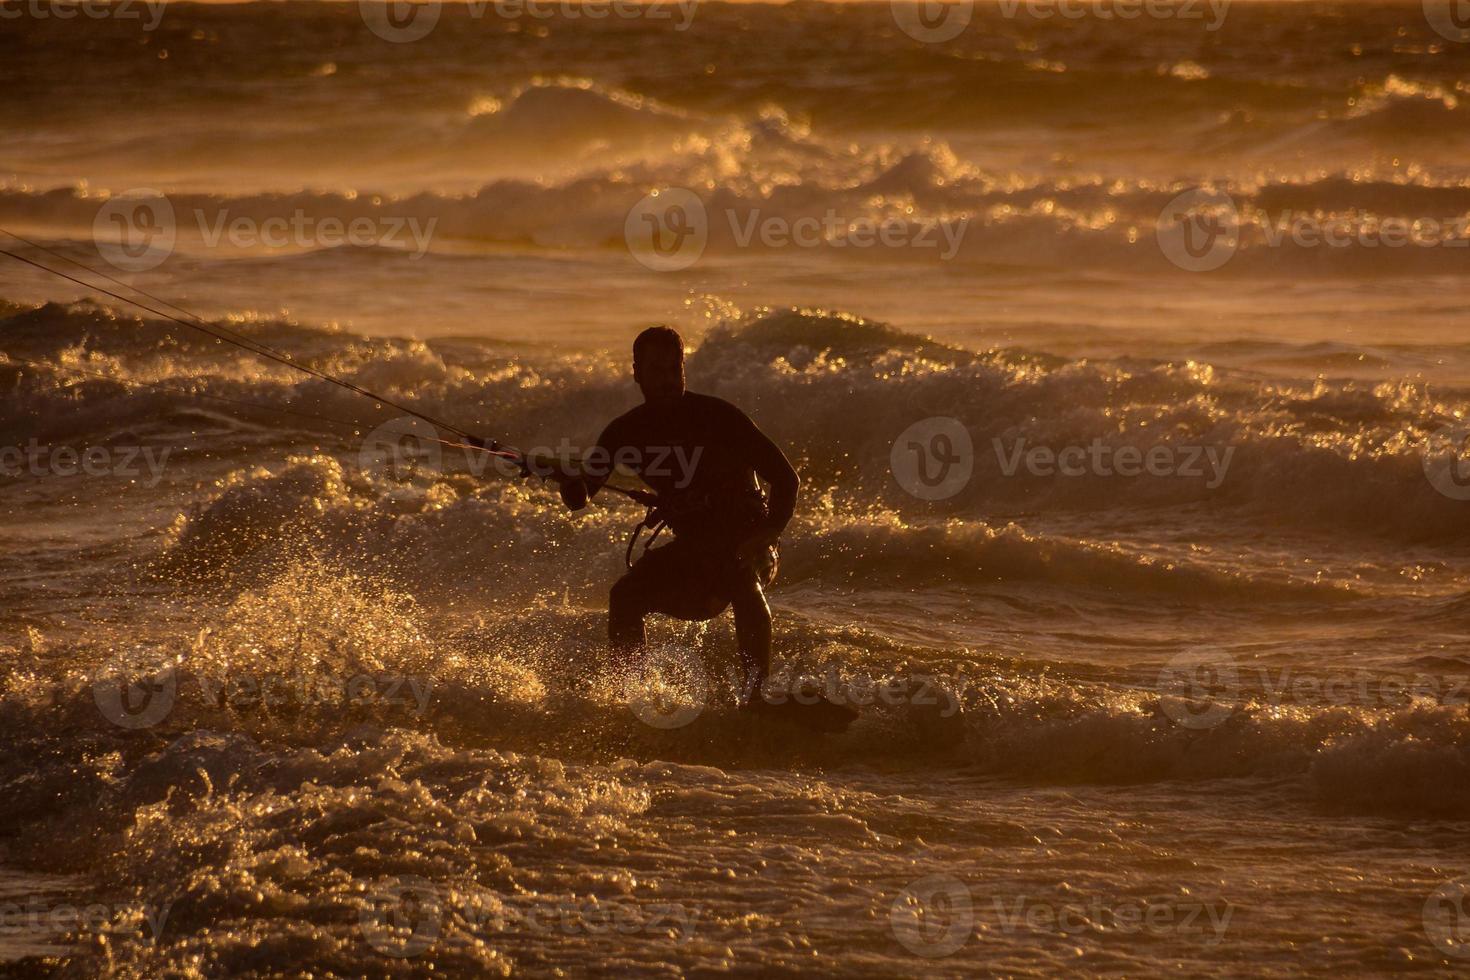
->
xmin=5 ymin=301 xmax=1470 ymax=549
xmin=2 ymin=560 xmax=1466 ymax=856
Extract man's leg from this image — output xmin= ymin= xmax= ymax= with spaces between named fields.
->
xmin=728 ymin=568 xmax=772 ymax=707
xmin=608 ymin=570 xmax=652 ymax=670
xmin=608 ymin=540 xmax=730 ymax=672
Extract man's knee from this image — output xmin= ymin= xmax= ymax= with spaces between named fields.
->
xmin=608 ymin=573 xmax=649 ymax=654
xmin=729 ymin=579 xmax=770 ymax=623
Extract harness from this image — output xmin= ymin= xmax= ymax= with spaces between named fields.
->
xmin=622 ymin=486 xmax=768 ymax=567
xmin=624 ymin=489 xmax=668 ymax=567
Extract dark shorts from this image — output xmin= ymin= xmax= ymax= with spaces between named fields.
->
xmin=618 ymin=534 xmax=778 ymax=621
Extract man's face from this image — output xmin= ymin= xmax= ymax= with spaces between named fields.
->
xmin=634 ymin=345 xmax=686 ymax=407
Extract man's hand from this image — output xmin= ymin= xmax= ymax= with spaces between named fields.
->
xmin=555 ymin=473 xmax=589 ymax=511
xmin=735 ymin=527 xmax=781 ymax=567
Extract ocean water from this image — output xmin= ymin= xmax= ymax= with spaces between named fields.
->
xmin=3 ymin=1 xmax=1470 ymax=975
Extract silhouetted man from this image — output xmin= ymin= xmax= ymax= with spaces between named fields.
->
xmin=559 ymin=326 xmax=798 ymax=706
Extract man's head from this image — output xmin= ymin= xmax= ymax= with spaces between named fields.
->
xmin=632 ymin=325 xmax=686 ymax=407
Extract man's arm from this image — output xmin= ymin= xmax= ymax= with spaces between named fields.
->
xmin=556 ymin=419 xmax=621 ymax=510
xmin=713 ymin=397 xmax=797 ymax=539
xmin=747 ymin=424 xmax=799 ymax=536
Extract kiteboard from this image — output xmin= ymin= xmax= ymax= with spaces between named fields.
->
xmin=745 ymin=693 xmax=861 ymax=733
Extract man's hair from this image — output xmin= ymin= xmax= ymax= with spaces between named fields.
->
xmin=632 ymin=325 xmax=684 ymax=365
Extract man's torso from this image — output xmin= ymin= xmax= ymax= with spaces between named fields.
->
xmin=596 ymin=392 xmax=766 ymax=541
